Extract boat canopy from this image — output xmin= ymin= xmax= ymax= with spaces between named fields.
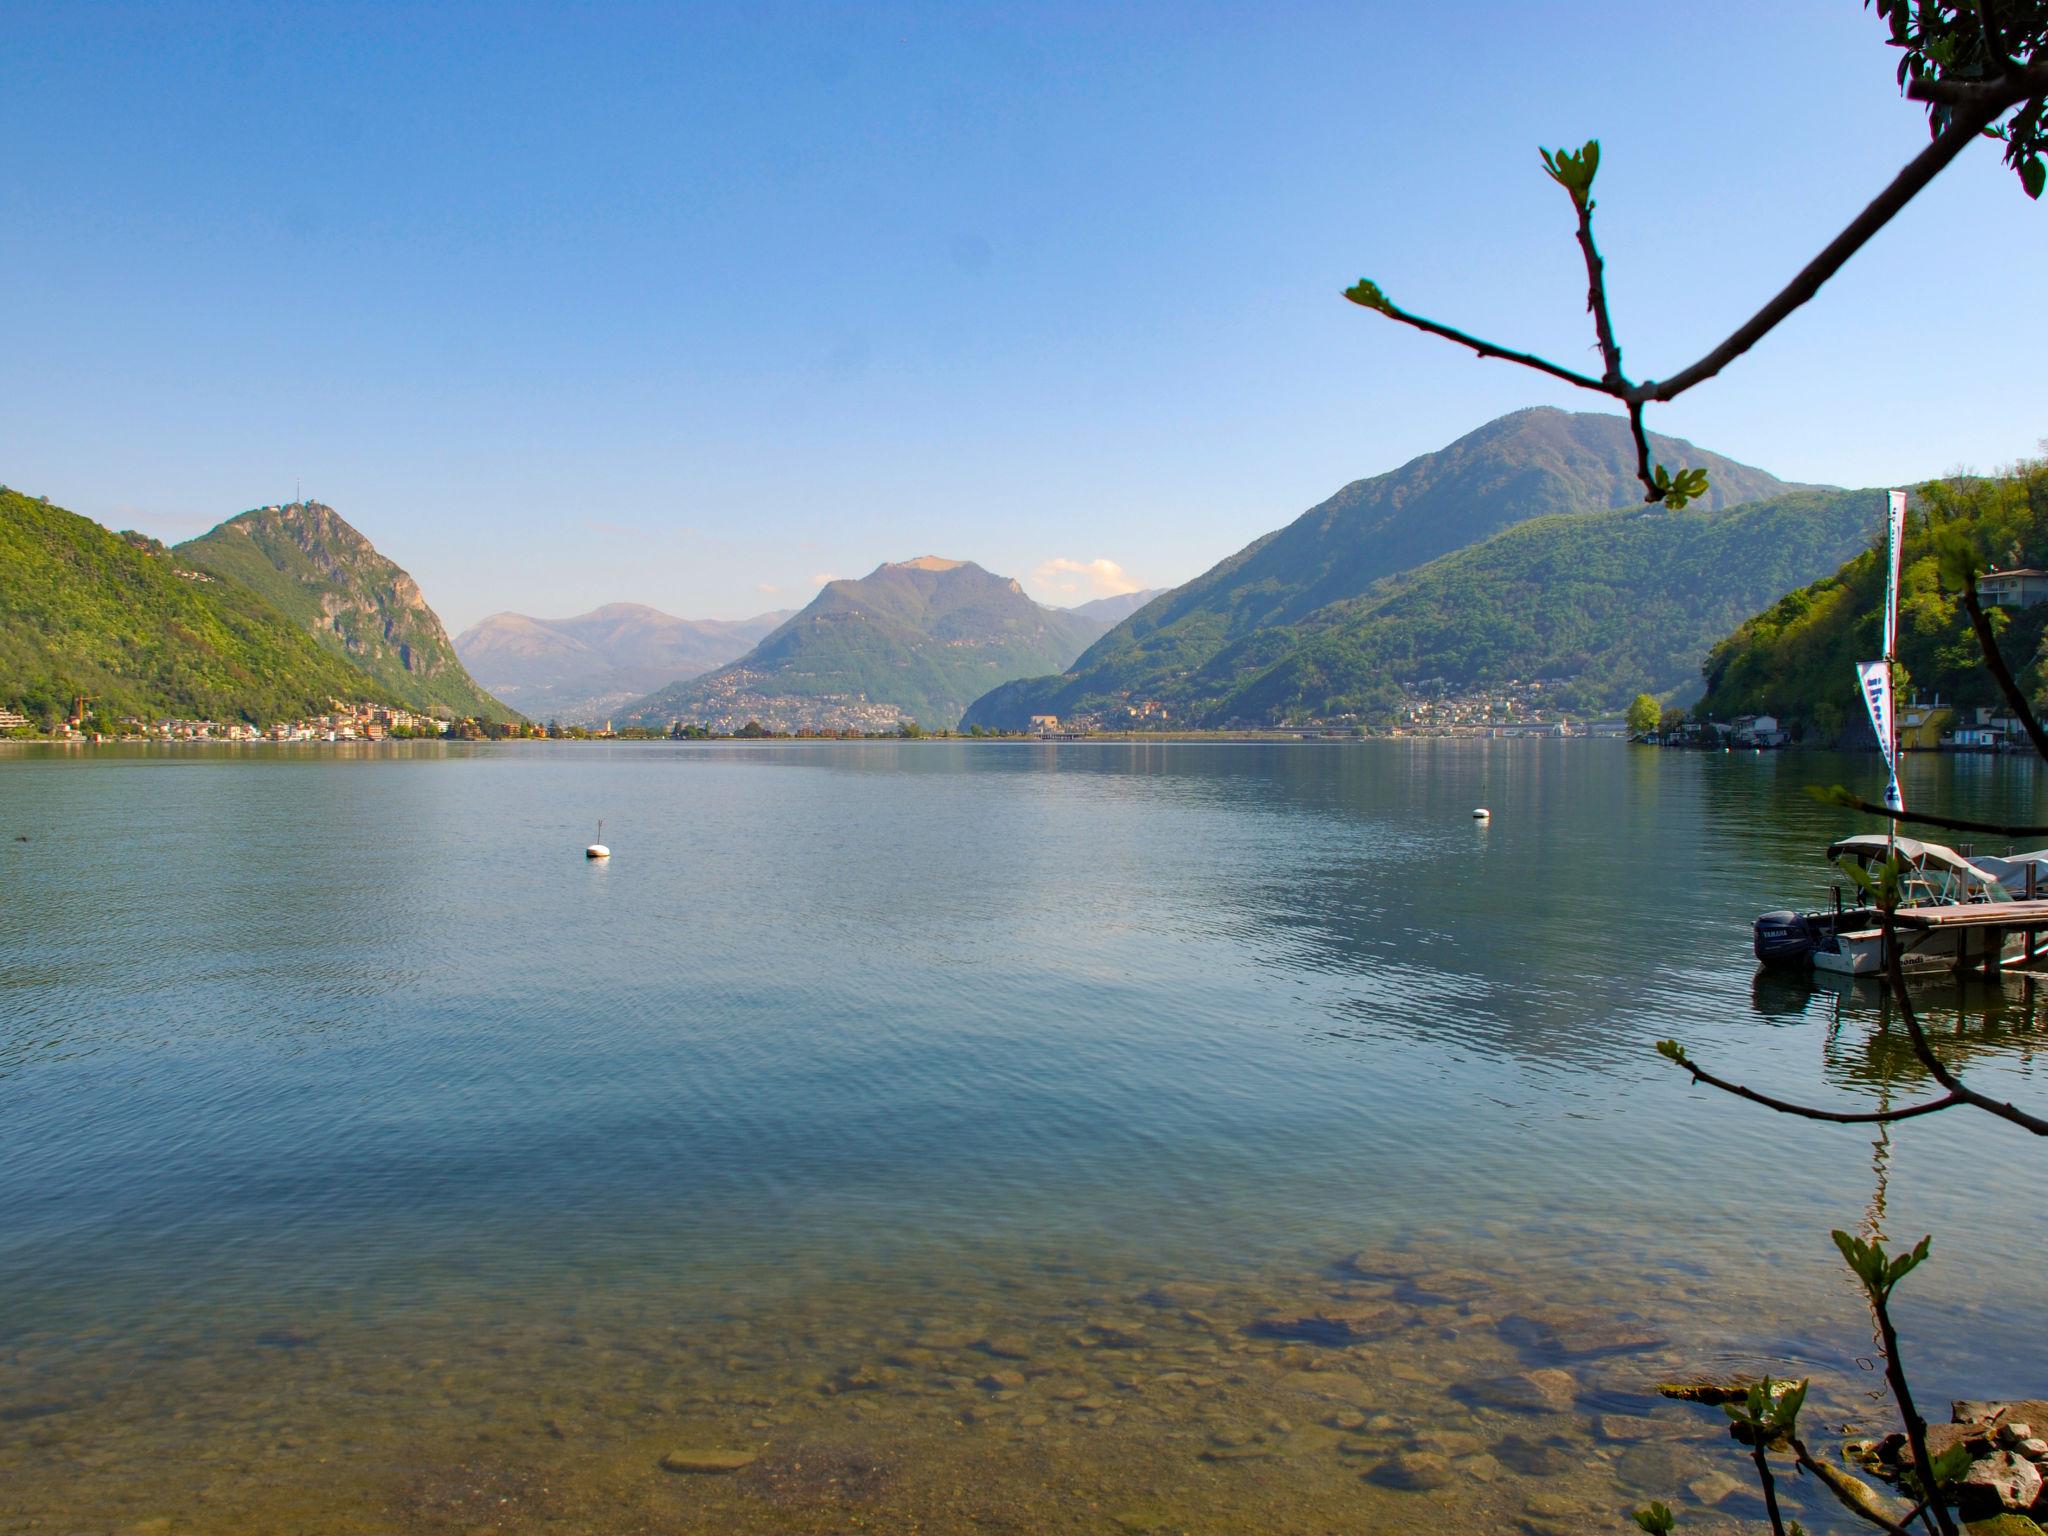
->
xmin=1828 ymin=834 xmax=2012 ymax=904
xmin=1971 ymin=849 xmax=2048 ymax=898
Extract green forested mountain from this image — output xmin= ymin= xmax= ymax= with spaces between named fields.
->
xmin=0 ymin=486 xmax=384 ymax=724
xmin=1220 ymin=488 xmax=1887 ymax=721
xmin=963 ymin=408 xmax=1821 ymax=729
xmin=1701 ymin=464 xmax=2048 ymax=740
xmin=621 ymin=558 xmax=1108 ymax=731
xmin=178 ymin=502 xmax=508 ymax=719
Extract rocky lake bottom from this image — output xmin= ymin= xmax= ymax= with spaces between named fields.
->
xmin=4 ymin=741 xmax=2045 ymax=1533
xmin=0 ymin=1231 xmax=1928 ymax=1534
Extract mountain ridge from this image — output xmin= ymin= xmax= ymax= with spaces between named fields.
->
xmin=621 ymin=558 xmax=1108 ymax=731
xmin=964 ymin=408 xmax=1838 ymax=729
xmin=1 ymin=486 xmax=414 ymax=725
xmin=178 ymin=502 xmax=508 ymax=719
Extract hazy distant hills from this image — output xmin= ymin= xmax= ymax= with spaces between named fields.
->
xmin=965 ymin=408 xmax=1836 ymax=729
xmin=621 ymin=557 xmax=1109 ymax=732
xmin=456 ymin=603 xmax=793 ymax=725
xmin=1066 ymin=588 xmax=1164 ymax=625
xmin=178 ymin=502 xmax=508 ymax=720
xmin=0 ymin=487 xmax=459 ymax=725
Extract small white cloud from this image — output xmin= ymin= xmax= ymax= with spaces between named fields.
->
xmin=756 ymin=582 xmax=782 ymax=596
xmin=1032 ymin=556 xmax=1139 ymax=600
xmin=810 ymin=571 xmax=841 ymax=586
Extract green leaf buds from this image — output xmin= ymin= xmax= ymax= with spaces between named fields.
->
xmin=1632 ymin=1501 xmax=1677 ymax=1534
xmin=1654 ymin=1038 xmax=1691 ymax=1067
xmin=1651 ymin=464 xmax=1711 ymax=510
xmin=1539 ymin=139 xmax=1601 ymax=209
xmin=1930 ymin=1443 xmax=1974 ymax=1488
xmin=1342 ymin=278 xmax=1393 ymax=314
xmin=1831 ymin=1230 xmax=1931 ymax=1302
xmin=1723 ymin=1375 xmax=1808 ymax=1446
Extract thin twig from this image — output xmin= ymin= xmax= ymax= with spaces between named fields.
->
xmin=1883 ymin=919 xmax=2048 ymax=1135
xmin=1626 ymin=400 xmax=1656 ymax=501
xmin=1790 ymin=1434 xmax=1917 ymax=1535
xmin=1958 ymin=575 xmax=2048 ymax=763
xmin=1752 ymin=1435 xmax=1790 ymax=1536
xmin=1822 ymin=790 xmax=2048 ymax=839
xmin=1361 ymin=297 xmax=1618 ymax=395
xmin=1665 ymin=1049 xmax=1964 ymax=1124
xmin=1572 ymin=199 xmax=1626 ymax=387
xmin=1855 ymin=1223 xmax=1957 ymax=1536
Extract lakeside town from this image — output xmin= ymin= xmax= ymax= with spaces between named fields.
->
xmin=10 ymin=677 xmax=2044 ymax=752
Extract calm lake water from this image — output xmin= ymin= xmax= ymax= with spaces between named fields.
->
xmin=2 ymin=739 xmax=2044 ymax=1535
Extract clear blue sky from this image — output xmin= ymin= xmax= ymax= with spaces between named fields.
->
xmin=4 ymin=1 xmax=2042 ymax=630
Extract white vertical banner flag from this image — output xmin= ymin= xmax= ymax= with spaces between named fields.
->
xmin=1858 ymin=658 xmax=1904 ymax=813
xmin=1883 ymin=489 xmax=1907 ymax=659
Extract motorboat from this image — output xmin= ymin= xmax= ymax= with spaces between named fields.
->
xmin=1753 ymin=835 xmax=2048 ymax=975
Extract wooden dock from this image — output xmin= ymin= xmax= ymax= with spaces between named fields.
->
xmin=1890 ymin=900 xmax=2048 ymax=974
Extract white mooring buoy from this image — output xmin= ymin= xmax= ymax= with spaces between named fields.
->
xmin=586 ymin=818 xmax=611 ymax=860
xmin=1471 ymin=807 xmax=1491 ymax=821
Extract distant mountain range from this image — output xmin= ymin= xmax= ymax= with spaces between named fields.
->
xmin=1 ymin=489 xmax=505 ymax=725
xmin=1066 ymin=588 xmax=1164 ymax=626
xmin=456 ymin=603 xmax=793 ymax=725
xmin=177 ymin=502 xmax=506 ymax=720
xmin=964 ymin=408 xmax=1851 ymax=729
xmin=5 ymin=407 xmax=1900 ymax=738
xmin=620 ymin=557 xmax=1110 ymax=732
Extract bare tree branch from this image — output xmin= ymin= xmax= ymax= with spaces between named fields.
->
xmin=1907 ymin=60 xmax=2048 ymax=107
xmin=1626 ymin=400 xmax=1655 ymax=500
xmin=1638 ymin=98 xmax=2006 ymax=403
xmin=1882 ymin=919 xmax=2048 ymax=1136
xmin=1790 ymin=1434 xmax=1919 ymax=1536
xmin=1571 ymin=198 xmax=1626 ymax=387
xmin=1346 ymin=291 xmax=1618 ymax=395
xmin=1661 ymin=1045 xmax=1966 ymax=1124
xmin=1958 ymin=575 xmax=2048 ymax=762
xmin=1817 ymin=788 xmax=2048 ymax=839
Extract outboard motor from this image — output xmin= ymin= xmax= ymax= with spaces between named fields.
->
xmin=1752 ymin=910 xmax=1816 ymax=968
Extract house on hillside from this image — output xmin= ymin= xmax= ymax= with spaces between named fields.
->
xmin=1980 ymin=567 xmax=2048 ymax=608
xmin=1028 ymin=714 xmax=1059 ymax=736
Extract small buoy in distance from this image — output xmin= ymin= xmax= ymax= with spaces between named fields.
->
xmin=1472 ymin=807 xmax=1491 ymax=821
xmin=586 ymin=819 xmax=611 ymax=860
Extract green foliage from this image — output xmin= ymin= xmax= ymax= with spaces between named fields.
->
xmin=964 ymin=410 xmax=1818 ymax=730
xmin=1342 ymin=278 xmax=1393 ymax=313
xmin=0 ymin=486 xmax=384 ymax=723
xmin=1831 ymin=1229 xmax=1931 ymax=1302
xmin=178 ymin=503 xmax=508 ymax=720
xmin=1701 ymin=462 xmax=2048 ymax=736
xmin=1654 ymin=1038 xmax=1691 ymax=1066
xmin=1627 ymin=692 xmax=1662 ymax=733
xmin=1834 ymin=853 xmax=1904 ymax=910
xmin=1871 ymin=0 xmax=2048 ymax=196
xmin=1721 ymin=1375 xmax=1808 ymax=1445
xmin=1632 ymin=1500 xmax=1677 ymax=1534
xmin=1652 ymin=464 xmax=1711 ymax=511
xmin=1540 ymin=139 xmax=1601 ymax=208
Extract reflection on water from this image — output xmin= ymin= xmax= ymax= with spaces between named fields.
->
xmin=1 ymin=740 xmax=2045 ymax=1533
